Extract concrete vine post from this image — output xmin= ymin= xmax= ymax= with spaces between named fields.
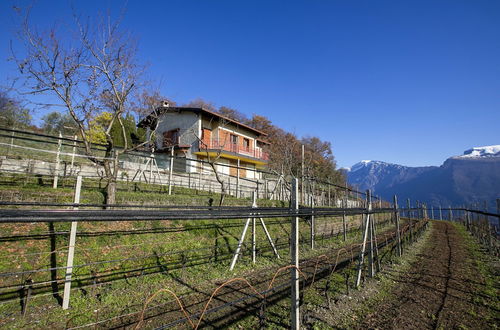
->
xmin=310 ymin=193 xmax=315 ymax=249
xmin=168 ymin=147 xmax=174 ymax=195
xmin=62 ymin=175 xmax=82 ymax=309
xmin=368 ymin=192 xmax=375 ymax=277
xmin=290 ymin=178 xmax=300 ymax=330
xmin=252 ymin=191 xmax=257 ymax=263
xmin=237 ymin=159 xmax=240 ymax=198
xmin=356 ymin=190 xmax=372 ymax=287
xmin=342 ymin=184 xmax=348 ymax=241
xmin=69 ymin=134 xmax=77 ymax=175
xmin=52 ymin=132 xmax=63 ymax=189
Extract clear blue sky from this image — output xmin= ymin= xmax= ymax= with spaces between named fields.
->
xmin=1 ymin=0 xmax=499 ymax=168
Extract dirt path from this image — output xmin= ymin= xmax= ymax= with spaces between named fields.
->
xmin=358 ymin=221 xmax=498 ymax=329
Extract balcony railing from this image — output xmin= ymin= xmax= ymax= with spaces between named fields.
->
xmin=200 ymin=139 xmax=269 ymax=161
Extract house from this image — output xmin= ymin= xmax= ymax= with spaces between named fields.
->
xmin=138 ymin=105 xmax=270 ymax=179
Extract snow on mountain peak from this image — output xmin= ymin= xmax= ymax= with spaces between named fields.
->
xmin=350 ymin=160 xmax=393 ymax=172
xmin=458 ymin=145 xmax=500 ymax=158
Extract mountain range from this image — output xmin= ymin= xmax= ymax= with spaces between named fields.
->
xmin=343 ymin=145 xmax=500 ymax=210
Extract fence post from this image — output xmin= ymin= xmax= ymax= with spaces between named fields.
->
xmin=439 ymin=205 xmax=443 ymax=220
xmin=7 ymin=127 xmax=14 ymax=155
xmin=342 ymin=185 xmax=347 ymax=241
xmin=252 ymin=191 xmax=256 ymax=263
xmin=466 ymin=211 xmax=471 ymax=231
xmin=53 ymin=132 xmax=63 ymax=189
xmin=449 ymin=206 xmax=453 ymax=221
xmin=367 ymin=192 xmax=374 ymax=277
xmin=198 ymin=168 xmax=202 ymax=190
xmin=237 ymin=159 xmax=240 ymax=198
xmin=62 ymin=175 xmax=82 ymax=309
xmin=393 ymin=195 xmax=402 ymax=256
xmin=497 ymin=199 xmax=500 ymax=228
xmin=431 ymin=206 xmax=434 ymax=220
xmin=264 ymin=179 xmax=268 ymax=200
xmin=356 ymin=189 xmax=371 ymax=287
xmin=301 ymin=145 xmax=304 ymax=205
xmin=407 ymin=199 xmax=413 ymax=241
xmin=69 ymin=134 xmax=77 ymax=175
xmin=168 ymin=147 xmax=174 ymax=195
xmin=290 ymin=178 xmax=300 ymax=330
xmin=310 ymin=193 xmax=315 ymax=249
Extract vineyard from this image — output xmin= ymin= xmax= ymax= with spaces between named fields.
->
xmin=0 ymin=128 xmax=498 ymax=329
xmin=0 ymin=173 xmax=497 ymax=329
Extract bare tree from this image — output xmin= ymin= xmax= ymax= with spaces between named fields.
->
xmin=192 ymin=117 xmax=230 ymax=206
xmin=12 ymin=6 xmax=152 ymax=204
xmin=184 ymin=98 xmax=217 ymax=112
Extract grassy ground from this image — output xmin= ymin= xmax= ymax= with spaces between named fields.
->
xmin=0 ymin=176 xmax=389 ymax=329
xmin=304 ymin=221 xmax=499 ymax=329
xmin=302 ymin=221 xmax=432 ymax=329
xmin=0 ymin=172 xmax=285 ymax=207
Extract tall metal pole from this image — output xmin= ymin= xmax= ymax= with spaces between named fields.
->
xmin=301 ymin=145 xmax=304 ymax=205
xmin=290 ymin=178 xmax=300 ymax=329
xmin=62 ymin=175 xmax=82 ymax=309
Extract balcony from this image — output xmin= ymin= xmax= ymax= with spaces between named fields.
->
xmin=200 ymin=139 xmax=269 ymax=161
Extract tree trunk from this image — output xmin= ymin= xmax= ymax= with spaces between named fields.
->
xmin=106 ymin=180 xmax=116 ymax=206
xmin=209 ymin=162 xmax=226 ymax=206
xmin=102 ymin=151 xmax=118 ymax=207
xmin=219 ymin=183 xmax=226 ymax=206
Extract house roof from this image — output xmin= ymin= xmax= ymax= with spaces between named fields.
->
xmin=138 ymin=106 xmax=268 ymax=137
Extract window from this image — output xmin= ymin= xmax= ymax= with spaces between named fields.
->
xmin=163 ymin=128 xmax=180 ymax=148
xmin=243 ymin=138 xmax=250 ymax=151
xmin=230 ymin=134 xmax=238 ymax=153
xmin=230 ymin=134 xmax=238 ymax=145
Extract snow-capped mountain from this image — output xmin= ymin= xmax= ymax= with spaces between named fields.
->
xmin=345 ymin=145 xmax=500 ymax=208
xmin=455 ymin=145 xmax=500 ymax=158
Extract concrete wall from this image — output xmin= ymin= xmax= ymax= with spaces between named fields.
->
xmin=155 ymin=111 xmax=199 ymax=154
xmin=0 ymin=155 xmax=363 ymax=206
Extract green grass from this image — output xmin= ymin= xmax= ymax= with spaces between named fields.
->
xmin=453 ymin=223 xmax=499 ymax=324
xmin=0 ymin=177 xmax=387 ymax=328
